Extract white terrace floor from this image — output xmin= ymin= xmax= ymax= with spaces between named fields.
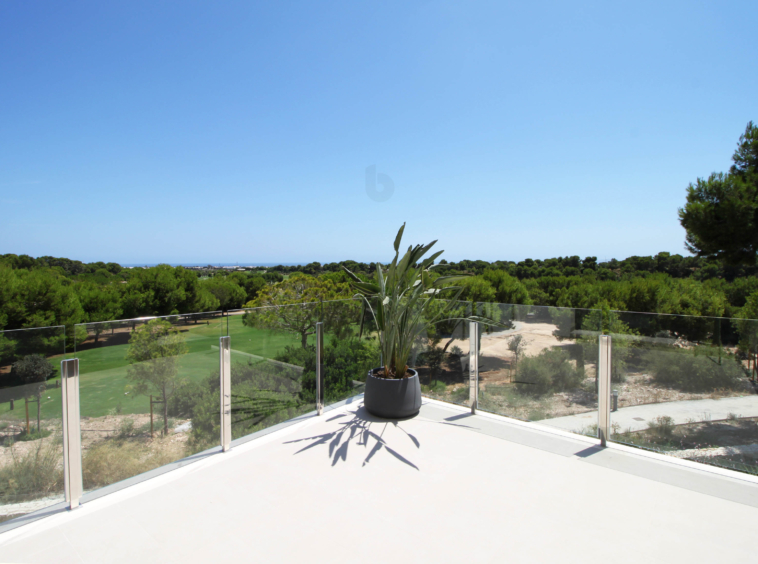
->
xmin=2 ymin=398 xmax=758 ymax=564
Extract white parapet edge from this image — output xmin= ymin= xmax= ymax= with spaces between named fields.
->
xmin=421 ymin=396 xmax=758 ymax=486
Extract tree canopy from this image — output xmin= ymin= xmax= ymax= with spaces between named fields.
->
xmin=242 ymin=273 xmax=358 ymax=347
xmin=679 ymin=121 xmax=758 ymax=265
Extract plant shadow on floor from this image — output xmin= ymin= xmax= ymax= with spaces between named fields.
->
xmin=284 ymin=406 xmax=421 ymax=470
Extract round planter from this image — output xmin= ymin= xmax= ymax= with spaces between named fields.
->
xmin=363 ymin=367 xmax=422 ymax=419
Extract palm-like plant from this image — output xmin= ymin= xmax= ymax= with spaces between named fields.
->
xmin=343 ymin=223 xmax=491 ymax=379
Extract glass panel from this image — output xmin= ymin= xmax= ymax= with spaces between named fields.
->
xmin=609 ymin=311 xmax=758 ymax=475
xmin=0 ymin=326 xmax=66 ymax=523
xmin=226 ymin=303 xmax=320 ymax=439
xmin=417 ymin=300 xmax=473 ymax=409
xmin=321 ymin=298 xmax=376 ymax=411
xmin=474 ymin=304 xmax=600 ymax=438
xmin=74 ymin=312 xmax=223 ymax=493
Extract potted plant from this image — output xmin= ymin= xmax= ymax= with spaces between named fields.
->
xmin=343 ymin=223 xmax=487 ymax=419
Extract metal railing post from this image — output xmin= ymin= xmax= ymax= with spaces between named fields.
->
xmin=61 ymin=358 xmax=82 ymax=509
xmin=469 ymin=321 xmax=479 ymax=414
xmin=598 ymin=335 xmax=612 ymax=447
xmin=220 ymin=336 xmax=232 ymax=452
xmin=316 ymin=322 xmax=324 ymax=415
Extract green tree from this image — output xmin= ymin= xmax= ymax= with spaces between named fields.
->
xmin=201 ymin=277 xmax=247 ymax=311
xmin=0 ymin=264 xmax=22 ymax=330
xmin=482 ymin=269 xmax=532 ymax=304
xmin=125 ymin=319 xmax=188 ymax=436
xmin=14 ymin=269 xmax=85 ymax=349
xmin=192 ymin=286 xmax=221 ymax=313
xmin=679 ymin=122 xmax=758 ymax=265
xmin=243 ymin=273 xmax=357 ymax=348
xmin=657 ymin=279 xmax=726 ymax=342
xmin=75 ymin=282 xmax=123 ymax=342
xmin=10 ymin=353 xmax=53 ymax=385
xmin=11 ymin=354 xmax=53 ymax=432
xmin=733 ymin=291 xmax=758 ymax=365
xmin=459 ymin=276 xmax=496 ymax=303
xmin=242 ymin=274 xmax=267 ymax=300
xmin=121 ymin=265 xmax=201 ymax=317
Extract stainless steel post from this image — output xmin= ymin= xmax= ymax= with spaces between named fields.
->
xmin=61 ymin=359 xmax=83 ymax=509
xmin=598 ymin=335 xmax=612 ymax=447
xmin=220 ymin=336 xmax=232 ymax=452
xmin=469 ymin=321 xmax=479 ymax=414
xmin=316 ymin=322 xmax=324 ymax=415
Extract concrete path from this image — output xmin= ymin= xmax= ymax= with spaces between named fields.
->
xmin=540 ymin=395 xmax=758 ymax=434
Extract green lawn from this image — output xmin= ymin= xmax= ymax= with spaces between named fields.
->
xmin=0 ymin=315 xmax=309 ymax=422
xmin=226 ymin=314 xmax=313 ymax=356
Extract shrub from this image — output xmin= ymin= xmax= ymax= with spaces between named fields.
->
xmin=417 ymin=346 xmax=445 ymax=380
xmin=647 ymin=415 xmax=676 ymax=441
xmin=645 ymin=349 xmax=743 ymax=392
xmin=116 ymin=418 xmax=135 ymax=439
xmin=10 ymin=354 xmax=54 ymax=387
xmin=82 ymin=439 xmax=184 ymax=490
xmin=167 ymin=380 xmax=204 ymax=418
xmin=274 ymin=338 xmax=378 ymax=399
xmin=15 ymin=429 xmax=52 ymax=442
xmin=422 ymin=380 xmax=446 ymax=393
xmin=515 ymin=348 xmax=583 ymax=397
xmin=0 ymin=440 xmax=63 ymax=504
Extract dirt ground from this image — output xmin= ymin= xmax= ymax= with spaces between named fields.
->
xmin=0 ymin=413 xmax=191 ymax=469
xmin=448 ymin=323 xmax=566 ymax=366
xmin=421 ymin=321 xmax=755 ymax=422
xmin=612 ymin=371 xmax=755 ymax=408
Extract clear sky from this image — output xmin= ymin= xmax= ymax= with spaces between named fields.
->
xmin=1 ymin=1 xmax=756 ymax=265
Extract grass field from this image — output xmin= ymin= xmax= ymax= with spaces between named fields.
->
xmin=0 ymin=315 xmax=315 ymax=422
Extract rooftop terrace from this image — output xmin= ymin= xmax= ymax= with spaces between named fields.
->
xmin=1 ymin=397 xmax=757 ymax=563
xmin=2 ymin=302 xmax=758 ymax=562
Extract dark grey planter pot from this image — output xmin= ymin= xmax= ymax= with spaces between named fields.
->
xmin=364 ymin=368 xmax=422 ymax=419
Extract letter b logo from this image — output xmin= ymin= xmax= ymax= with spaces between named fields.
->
xmin=365 ymin=165 xmax=395 ymax=202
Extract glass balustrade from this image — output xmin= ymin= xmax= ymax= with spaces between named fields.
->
xmin=609 ymin=311 xmax=758 ymax=474
xmin=74 ymin=312 xmax=224 ymax=492
xmin=0 ymin=326 xmax=67 ymax=523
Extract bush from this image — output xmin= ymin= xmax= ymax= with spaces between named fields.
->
xmin=9 ymin=354 xmax=54 ymax=387
xmin=0 ymin=440 xmax=63 ymax=504
xmin=14 ymin=429 xmax=52 ymax=442
xmin=645 ymin=348 xmax=743 ymax=392
xmin=274 ymin=338 xmax=378 ymax=400
xmin=116 ymin=418 xmax=135 ymax=439
xmin=422 ymin=380 xmax=447 ymax=393
xmin=647 ymin=415 xmax=675 ymax=442
xmin=82 ymin=439 xmax=184 ymax=490
xmin=167 ymin=380 xmax=204 ymax=418
xmin=515 ymin=348 xmax=584 ymax=397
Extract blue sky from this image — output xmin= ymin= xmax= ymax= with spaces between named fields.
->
xmin=1 ymin=1 xmax=756 ymax=265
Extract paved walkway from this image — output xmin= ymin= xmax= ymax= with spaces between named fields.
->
xmin=540 ymin=395 xmax=758 ymax=434
xmin=2 ymin=399 xmax=758 ymax=563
